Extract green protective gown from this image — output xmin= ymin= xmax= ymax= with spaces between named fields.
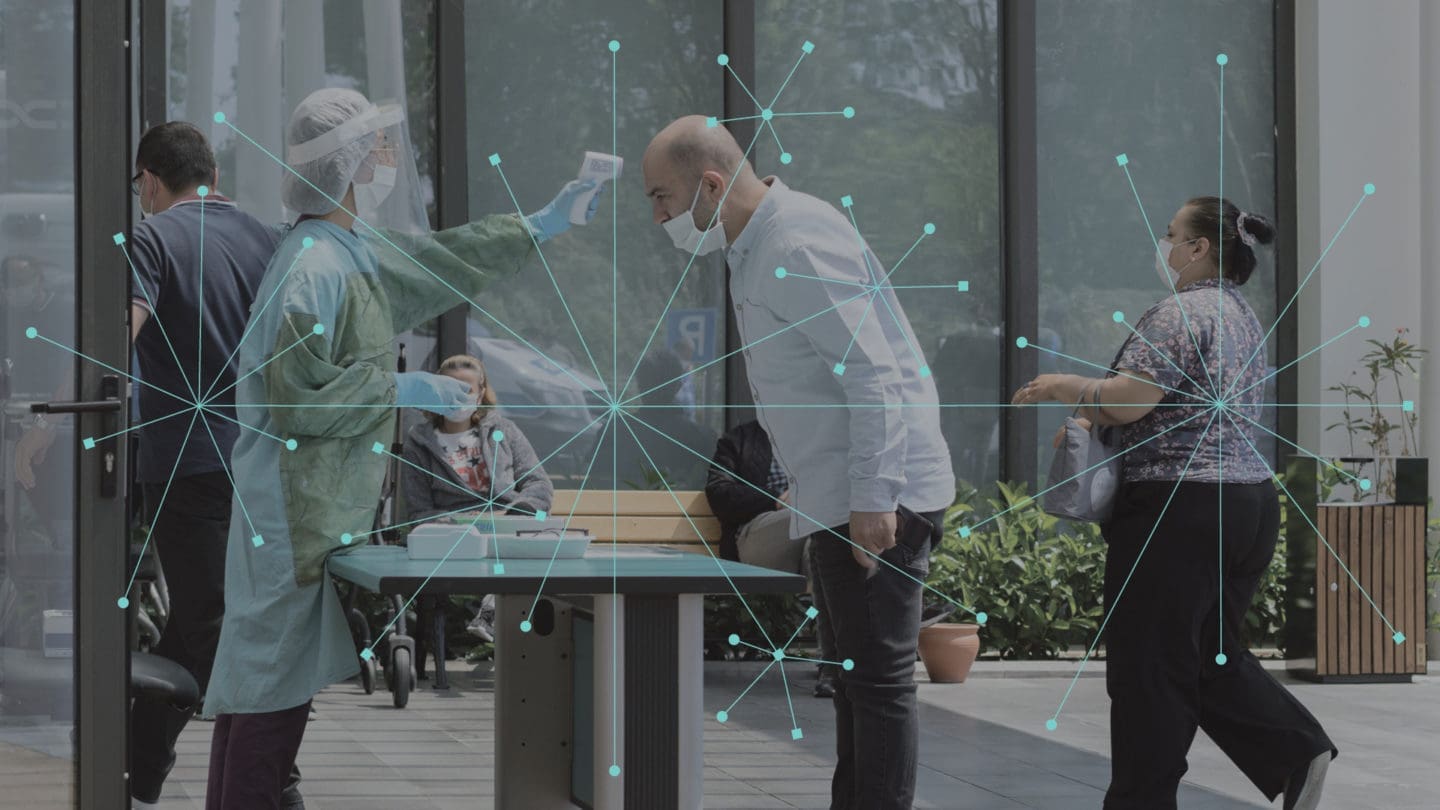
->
xmin=204 ymin=214 xmax=532 ymax=715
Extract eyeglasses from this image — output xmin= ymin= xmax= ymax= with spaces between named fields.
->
xmin=130 ymin=170 xmax=144 ymax=196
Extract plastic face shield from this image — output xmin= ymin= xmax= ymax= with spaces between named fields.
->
xmin=284 ymin=100 xmax=429 ymax=236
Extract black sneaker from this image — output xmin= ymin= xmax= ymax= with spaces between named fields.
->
xmin=1283 ymin=751 xmax=1330 ymax=810
xmin=919 ymin=603 xmax=956 ymax=628
xmin=813 ymin=665 xmax=837 ymax=698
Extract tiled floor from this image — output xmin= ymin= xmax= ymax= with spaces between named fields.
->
xmin=5 ymin=660 xmax=1434 ymax=808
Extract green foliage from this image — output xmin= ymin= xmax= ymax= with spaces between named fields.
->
xmin=704 ymin=593 xmax=809 ymax=659
xmin=1326 ymin=330 xmax=1427 ymax=500
xmin=931 ymin=482 xmax=1106 ymax=659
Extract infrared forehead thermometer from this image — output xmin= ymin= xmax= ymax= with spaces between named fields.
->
xmin=570 ymin=151 xmax=623 ymax=224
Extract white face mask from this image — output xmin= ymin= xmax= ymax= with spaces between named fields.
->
xmin=354 ymin=163 xmax=397 ymax=219
xmin=444 ymin=407 xmax=477 ymax=425
xmin=1155 ymin=237 xmax=1198 ymax=290
xmin=661 ymin=179 xmax=727 ymax=256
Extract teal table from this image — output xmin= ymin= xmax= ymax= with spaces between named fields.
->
xmin=328 ymin=544 xmax=805 ymax=810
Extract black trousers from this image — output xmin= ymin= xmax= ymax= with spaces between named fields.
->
xmin=206 ymin=702 xmax=311 ymax=810
xmin=131 ymin=472 xmax=304 ymax=806
xmin=1100 ymin=480 xmax=1336 ymax=809
xmin=808 ymin=508 xmax=944 ymax=810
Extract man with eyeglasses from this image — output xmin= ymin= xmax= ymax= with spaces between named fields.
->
xmin=125 ymin=121 xmax=302 ymax=809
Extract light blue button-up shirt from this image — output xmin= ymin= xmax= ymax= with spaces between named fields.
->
xmin=726 ymin=178 xmax=954 ymax=538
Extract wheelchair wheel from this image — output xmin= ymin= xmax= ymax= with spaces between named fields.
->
xmin=360 ymin=654 xmax=377 ymax=695
xmin=391 ymin=647 xmax=412 ymax=709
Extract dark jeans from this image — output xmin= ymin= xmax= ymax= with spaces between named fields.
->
xmin=206 ymin=702 xmax=311 ymax=810
xmin=131 ymin=472 xmax=305 ymax=807
xmin=809 ymin=508 xmax=943 ymax=810
xmin=131 ymin=472 xmax=232 ymax=803
xmin=1101 ymin=481 xmax=1336 ymax=809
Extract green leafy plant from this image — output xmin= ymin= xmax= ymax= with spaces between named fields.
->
xmin=931 ymin=482 xmax=1106 ymax=659
xmin=1326 ymin=330 xmax=1427 ymax=500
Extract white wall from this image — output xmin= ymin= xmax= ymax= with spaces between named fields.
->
xmin=1423 ymin=0 xmax=1440 ymax=501
xmin=1294 ymin=0 xmax=1428 ymax=471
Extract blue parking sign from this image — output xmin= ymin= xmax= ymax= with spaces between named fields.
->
xmin=666 ymin=309 xmax=717 ymax=364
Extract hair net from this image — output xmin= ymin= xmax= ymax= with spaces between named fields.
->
xmin=283 ymin=88 xmax=399 ymax=216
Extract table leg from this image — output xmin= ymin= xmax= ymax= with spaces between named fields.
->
xmin=494 ymin=595 xmax=580 ymax=809
xmin=592 ymin=593 xmax=703 ymax=810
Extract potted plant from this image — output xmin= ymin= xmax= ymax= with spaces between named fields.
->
xmin=1325 ymin=329 xmax=1427 ymax=504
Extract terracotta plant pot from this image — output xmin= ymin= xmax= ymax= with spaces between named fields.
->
xmin=917 ymin=623 xmax=980 ymax=683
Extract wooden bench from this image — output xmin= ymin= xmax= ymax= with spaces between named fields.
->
xmin=550 ymin=489 xmax=723 ymax=557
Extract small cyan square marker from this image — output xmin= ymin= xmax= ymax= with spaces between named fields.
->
xmin=705 ymin=116 xmax=719 ymax=128
xmin=82 ymin=438 xmax=96 ymax=450
xmin=535 ymin=510 xmax=548 ymax=521
xmin=832 ymin=362 xmax=846 ymax=376
xmin=1393 ymin=632 xmax=1406 ymax=645
xmin=791 ymin=728 xmax=804 ymax=740
xmin=840 ymin=194 xmax=853 ymax=208
xmin=371 ymin=441 xmax=385 ymax=454
xmin=957 ymin=280 xmax=970 ymax=292
xmin=1402 ymin=400 xmax=1414 ymax=412
xmin=112 ymin=232 xmax=126 ymax=245
xmin=360 ymin=648 xmax=374 ymax=661
xmin=805 ymin=606 xmax=819 ymax=620
xmin=801 ymin=40 xmax=815 ymax=53
xmin=1115 ymin=153 xmax=1129 ymax=166
xmin=251 ymin=535 xmax=264 ymax=548
xmin=494 ymin=563 xmax=505 ymax=575
xmin=487 ymin=153 xmax=501 ymax=166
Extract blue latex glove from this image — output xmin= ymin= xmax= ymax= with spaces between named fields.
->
xmin=394 ymin=371 xmax=474 ymax=418
xmin=525 ymin=179 xmax=605 ymax=243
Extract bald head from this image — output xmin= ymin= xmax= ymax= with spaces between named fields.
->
xmin=643 ymin=115 xmax=765 ymax=229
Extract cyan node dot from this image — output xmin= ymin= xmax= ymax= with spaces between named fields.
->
xmin=213 ymin=111 xmax=226 ymax=123
xmin=197 ymin=185 xmax=209 ymax=197
xmin=285 ymin=439 xmax=298 ymax=451
xmin=957 ymin=280 xmax=970 ymax=292
xmin=1402 ymin=400 xmax=1414 ymax=412
xmin=774 ymin=266 xmax=787 ymax=279
xmin=1216 ymin=53 xmax=1228 ymax=65
xmin=302 ymin=236 xmax=314 ymax=248
xmin=608 ymin=39 xmax=620 ymax=52
xmin=82 ymin=438 xmax=96 ymax=450
xmin=1215 ymin=653 xmax=1228 ymax=666
xmin=772 ymin=649 xmax=785 ymax=662
xmin=1358 ymin=316 xmax=1370 ymax=327
xmin=492 ymin=430 xmax=505 ymax=442
xmin=1115 ymin=153 xmax=1128 ymax=166
xmin=117 ymin=597 xmax=130 ymax=609
xmin=1360 ymin=478 xmax=1372 ymax=491
xmin=1393 ymin=632 xmax=1406 ymax=645
xmin=371 ymin=441 xmax=385 ymax=454
xmin=761 ymin=108 xmax=774 ymax=121
xmin=716 ymin=710 xmax=729 ymax=723
xmin=841 ymin=658 xmax=855 ymax=671
xmin=791 ymin=728 xmax=804 ymax=740
xmin=802 ymin=40 xmax=815 ymax=54
xmin=340 ymin=533 xmax=353 ymax=545
xmin=779 ymin=152 xmax=793 ymax=165
xmin=842 ymin=106 xmax=855 ymax=118
xmin=1046 ymin=718 xmax=1058 ymax=732
xmin=958 ymin=526 xmax=971 ymax=538
xmin=976 ymin=611 xmax=988 ymax=625
xmin=535 ymin=510 xmax=548 ymax=521
xmin=806 ymin=606 xmax=819 ymax=620
xmin=705 ymin=116 xmax=719 ymax=128
xmin=487 ymin=153 xmax=501 ymax=167
xmin=728 ymin=633 xmax=740 ymax=646
xmin=1015 ymin=336 xmax=1029 ymax=348
xmin=112 ymin=232 xmax=125 ymax=245
xmin=716 ymin=53 xmax=729 ymax=66
xmin=24 ymin=327 xmax=37 ymax=339
xmin=520 ymin=620 xmax=533 ymax=633
xmin=251 ymin=535 xmax=264 ymax=548
xmin=360 ymin=648 xmax=374 ymax=661
xmin=1113 ymin=311 xmax=1125 ymax=323
xmin=923 ymin=222 xmax=936 ymax=235
xmin=1363 ymin=183 xmax=1375 ymax=195
xmin=832 ymin=362 xmax=846 ymax=376
xmin=312 ymin=323 xmax=325 ymax=335
xmin=608 ymin=765 xmax=621 ymax=777
xmin=919 ymin=365 xmax=932 ymax=378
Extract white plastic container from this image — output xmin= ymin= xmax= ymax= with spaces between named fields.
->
xmin=406 ymin=522 xmax=491 ymax=561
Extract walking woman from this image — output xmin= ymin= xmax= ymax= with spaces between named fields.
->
xmin=1012 ymin=197 xmax=1336 ymax=810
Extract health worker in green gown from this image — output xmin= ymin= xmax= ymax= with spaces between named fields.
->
xmin=202 ymin=87 xmax=604 ymax=810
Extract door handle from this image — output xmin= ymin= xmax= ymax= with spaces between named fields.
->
xmin=31 ymin=374 xmax=123 ymax=497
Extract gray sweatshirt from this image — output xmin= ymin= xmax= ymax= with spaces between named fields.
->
xmin=400 ymin=410 xmax=554 ymax=522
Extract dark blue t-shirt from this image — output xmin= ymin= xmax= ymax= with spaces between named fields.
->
xmin=130 ymin=199 xmax=282 ymax=482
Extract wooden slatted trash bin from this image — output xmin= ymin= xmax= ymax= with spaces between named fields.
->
xmin=1314 ymin=503 xmax=1428 ymax=681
